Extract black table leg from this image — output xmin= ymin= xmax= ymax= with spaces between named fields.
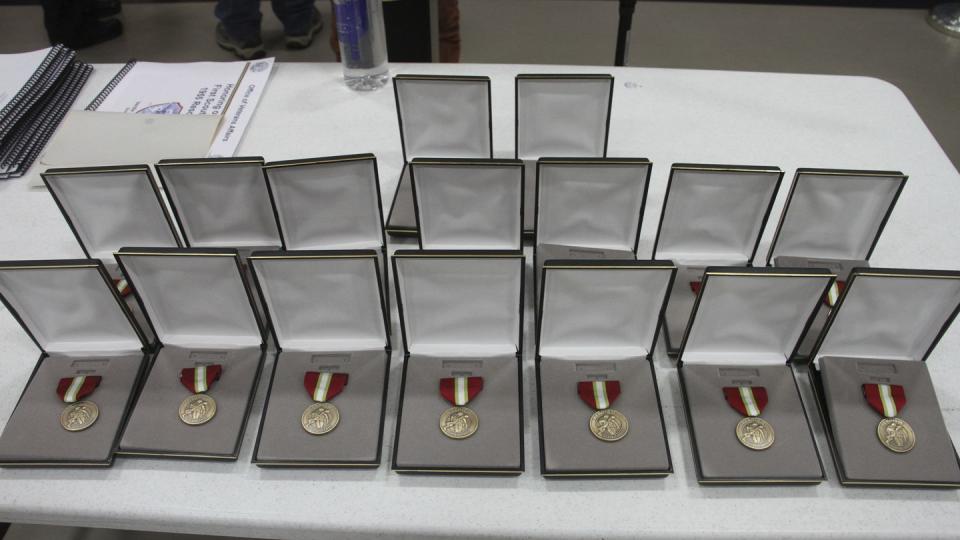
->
xmin=615 ymin=0 xmax=638 ymax=66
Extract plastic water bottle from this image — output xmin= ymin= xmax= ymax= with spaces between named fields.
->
xmin=333 ymin=0 xmax=389 ymax=91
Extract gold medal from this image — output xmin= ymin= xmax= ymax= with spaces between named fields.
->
xmin=589 ymin=408 xmax=629 ymax=442
xmin=735 ymin=416 xmax=775 ymax=450
xmin=179 ymin=393 xmax=217 ymax=425
xmin=440 ymin=406 xmax=479 ymax=439
xmin=877 ymin=417 xmax=915 ymax=453
xmin=60 ymin=400 xmax=99 ymax=431
xmin=301 ymin=402 xmax=340 ymax=435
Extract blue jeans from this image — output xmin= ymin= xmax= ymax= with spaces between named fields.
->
xmin=216 ymin=0 xmax=315 ymax=42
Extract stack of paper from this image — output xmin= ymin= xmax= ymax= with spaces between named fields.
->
xmin=0 ymin=45 xmax=92 ymax=179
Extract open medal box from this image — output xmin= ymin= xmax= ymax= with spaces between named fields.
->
xmin=114 ymin=248 xmax=267 ymax=460
xmin=155 ymin=157 xmax=282 ymax=257
xmin=391 ymin=250 xmax=525 ymax=474
xmin=808 ymin=268 xmax=960 ymax=487
xmin=516 ymin=74 xmax=614 ymax=236
xmin=386 ymin=75 xmax=493 ymax=237
xmin=0 ymin=259 xmax=152 ymax=466
xmin=766 ymin=168 xmax=907 ymax=359
xmin=654 ymin=164 xmax=783 ymax=355
xmin=533 ymin=157 xmax=650 ymax=300
xmin=676 ymin=267 xmax=833 ymax=484
xmin=410 ymin=157 xmax=523 ymax=250
xmin=248 ymin=250 xmax=391 ymax=467
xmin=535 ymin=260 xmax=675 ymax=477
xmin=262 ymin=153 xmax=392 ymax=314
xmin=41 ymin=164 xmax=183 ymax=338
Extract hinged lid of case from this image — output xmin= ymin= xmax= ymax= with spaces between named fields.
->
xmin=262 ymin=154 xmax=385 ymax=250
xmin=41 ymin=165 xmax=181 ymax=263
xmin=515 ymin=74 xmax=613 ymax=160
xmin=393 ymin=75 xmax=492 ymax=161
xmin=250 ymin=250 xmax=389 ymax=352
xmin=766 ymin=168 xmax=907 ymax=264
xmin=678 ymin=267 xmax=834 ymax=366
xmin=115 ymin=248 xmax=265 ymax=348
xmin=536 ymin=158 xmax=649 ymax=252
xmin=411 ymin=158 xmax=523 ymax=250
xmin=537 ymin=260 xmax=675 ymax=359
xmin=394 ymin=250 xmax=523 ymax=356
xmin=156 ymin=157 xmax=281 ymax=249
xmin=0 ymin=260 xmax=147 ymax=354
xmin=811 ymin=268 xmax=960 ymax=363
xmin=654 ymin=164 xmax=782 ymax=264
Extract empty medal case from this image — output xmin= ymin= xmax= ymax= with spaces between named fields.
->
xmin=808 ymin=268 xmax=960 ymax=488
xmin=676 ymin=267 xmax=834 ymax=484
xmin=42 ymin=164 xmax=183 ymax=342
xmin=654 ymin=164 xmax=783 ymax=356
xmin=386 ymin=75 xmax=493 ymax=237
xmin=410 ymin=157 xmax=524 ymax=250
xmin=249 ymin=250 xmax=391 ymax=467
xmin=533 ymin=157 xmax=650 ymax=304
xmin=516 ymin=74 xmax=614 ymax=237
xmin=765 ymin=168 xmax=907 ymax=360
xmin=391 ymin=250 xmax=525 ymax=474
xmin=0 ymin=259 xmax=152 ymax=466
xmin=114 ymin=248 xmax=268 ymax=460
xmin=262 ymin=153 xmax=392 ymax=316
xmin=536 ymin=260 xmax=675 ymax=477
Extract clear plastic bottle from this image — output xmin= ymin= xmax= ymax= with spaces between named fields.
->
xmin=332 ymin=0 xmax=389 ymax=91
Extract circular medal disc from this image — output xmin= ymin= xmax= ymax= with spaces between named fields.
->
xmin=60 ymin=401 xmax=99 ymax=432
xmin=877 ymin=417 xmax=916 ymax=453
xmin=179 ymin=394 xmax=217 ymax=425
xmin=439 ymin=406 xmax=479 ymax=439
xmin=736 ymin=416 xmax=775 ymax=450
xmin=301 ymin=402 xmax=340 ymax=435
xmin=589 ymin=409 xmax=629 ymax=442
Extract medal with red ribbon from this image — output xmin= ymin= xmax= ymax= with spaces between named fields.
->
xmin=863 ymin=383 xmax=915 ymax=453
xmin=57 ymin=375 xmax=102 ymax=431
xmin=689 ymin=281 xmax=702 ymax=295
xmin=723 ymin=386 xmax=775 ymax=450
xmin=438 ymin=376 xmax=483 ymax=439
xmin=578 ymin=380 xmax=629 ymax=442
xmin=114 ymin=278 xmax=132 ymax=298
xmin=823 ymin=280 xmax=845 ymax=307
xmin=301 ymin=372 xmax=348 ymax=435
xmin=178 ymin=364 xmax=222 ymax=426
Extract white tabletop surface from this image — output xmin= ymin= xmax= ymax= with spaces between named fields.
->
xmin=0 ymin=62 xmax=959 ymax=539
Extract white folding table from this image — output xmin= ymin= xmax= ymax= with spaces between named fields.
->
xmin=0 ymin=62 xmax=958 ymax=539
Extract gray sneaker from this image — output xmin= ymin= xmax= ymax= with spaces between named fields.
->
xmin=286 ymin=8 xmax=324 ymax=49
xmin=216 ymin=23 xmax=266 ymax=60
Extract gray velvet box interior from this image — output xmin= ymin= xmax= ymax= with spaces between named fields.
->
xmin=523 ymin=160 xmax=536 ymax=231
xmin=394 ymin=354 xmax=521 ymax=470
xmin=0 ymin=353 xmax=144 ymax=463
xmin=539 ymin=356 xmax=669 ymax=474
xmin=682 ymin=363 xmax=823 ymax=481
xmin=389 ymin=165 xmax=415 ymax=231
xmin=119 ymin=345 xmax=263 ymax=457
xmin=256 ymin=349 xmax=388 ymax=464
xmin=818 ymin=356 xmax=960 ymax=484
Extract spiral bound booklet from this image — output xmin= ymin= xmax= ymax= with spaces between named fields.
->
xmin=86 ymin=58 xmax=274 ymax=158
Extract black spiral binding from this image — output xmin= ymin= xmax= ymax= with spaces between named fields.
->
xmin=86 ymin=60 xmax=138 ymax=111
xmin=0 ymin=44 xmax=62 ymax=123
xmin=0 ymin=46 xmax=74 ymax=141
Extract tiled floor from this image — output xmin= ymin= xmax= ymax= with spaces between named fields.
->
xmin=1 ymin=1 xmax=959 ymax=169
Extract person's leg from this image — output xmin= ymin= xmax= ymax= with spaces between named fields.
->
xmin=41 ymin=0 xmax=122 ymax=48
xmin=272 ymin=0 xmax=323 ymax=48
xmin=215 ymin=0 xmax=266 ymax=59
xmin=437 ymin=0 xmax=460 ymax=63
